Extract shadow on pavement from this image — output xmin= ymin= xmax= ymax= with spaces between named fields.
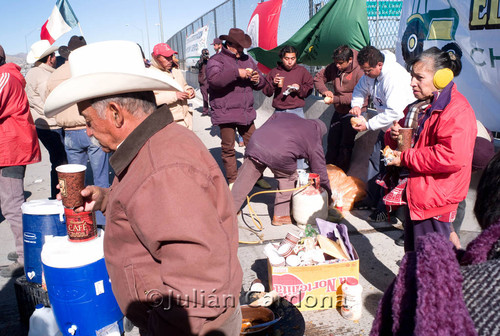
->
xmin=0 ymin=275 xmax=26 ymax=336
xmin=340 ymin=217 xmax=398 ymax=317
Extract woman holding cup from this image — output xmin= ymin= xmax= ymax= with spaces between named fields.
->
xmin=384 ymin=47 xmax=476 ymax=252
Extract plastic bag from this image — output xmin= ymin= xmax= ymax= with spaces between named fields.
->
xmin=326 ymin=165 xmax=367 ymax=211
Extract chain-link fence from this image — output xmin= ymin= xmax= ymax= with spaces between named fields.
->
xmin=168 ymin=0 xmax=403 ymax=69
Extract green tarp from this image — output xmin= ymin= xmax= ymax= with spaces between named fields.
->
xmin=248 ymin=0 xmax=371 ymax=68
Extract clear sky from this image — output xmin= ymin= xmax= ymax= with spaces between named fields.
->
xmin=0 ymin=0 xmax=225 ymax=56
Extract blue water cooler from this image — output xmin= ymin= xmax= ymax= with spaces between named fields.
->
xmin=41 ymin=233 xmax=123 ymax=336
xmin=22 ymin=199 xmax=66 ymax=284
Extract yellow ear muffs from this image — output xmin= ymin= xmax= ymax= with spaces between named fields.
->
xmin=433 ymin=68 xmax=454 ymax=90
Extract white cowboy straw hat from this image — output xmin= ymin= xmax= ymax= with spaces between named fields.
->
xmin=44 ymin=40 xmax=183 ymax=117
xmin=26 ymin=40 xmax=59 ymax=64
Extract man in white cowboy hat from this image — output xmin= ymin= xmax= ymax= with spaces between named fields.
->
xmin=45 ymin=40 xmax=243 ymax=335
xmin=25 ymin=39 xmax=67 ymax=199
xmin=206 ymin=28 xmax=269 ymax=190
xmin=46 ymin=35 xmax=109 ymax=226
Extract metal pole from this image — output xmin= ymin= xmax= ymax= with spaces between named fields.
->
xmin=158 ymin=0 xmax=164 ymax=42
xmin=214 ymin=9 xmax=218 ymax=37
xmin=143 ymin=0 xmax=151 ymax=56
xmin=376 ymin=0 xmax=380 ymax=48
xmin=309 ymin=0 xmax=313 ymax=19
xmin=232 ymin=0 xmax=236 ymax=28
xmin=24 ymin=28 xmax=40 ymax=54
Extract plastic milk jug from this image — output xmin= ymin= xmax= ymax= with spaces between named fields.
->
xmin=341 ymin=278 xmax=363 ymax=320
xmin=28 ymin=304 xmax=62 ymax=336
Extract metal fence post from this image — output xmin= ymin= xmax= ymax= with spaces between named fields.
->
xmin=232 ymin=0 xmax=236 ymax=28
xmin=376 ymin=0 xmax=380 ymax=48
xmin=214 ymin=8 xmax=218 ymax=37
xmin=309 ymin=0 xmax=314 ymax=19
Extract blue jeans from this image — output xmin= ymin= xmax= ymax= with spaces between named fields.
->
xmin=275 ymin=107 xmax=305 ymax=118
xmin=64 ymin=130 xmax=109 ymax=188
xmin=275 ymin=108 xmax=308 ymax=169
xmin=64 ymin=129 xmax=110 ymax=225
xmin=36 ymin=127 xmax=67 ymax=199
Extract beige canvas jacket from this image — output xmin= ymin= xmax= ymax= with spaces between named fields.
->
xmin=150 ymin=61 xmax=193 ymax=130
xmin=25 ymin=62 xmax=59 ymax=129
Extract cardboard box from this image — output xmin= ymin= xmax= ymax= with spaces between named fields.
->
xmin=267 ymin=249 xmax=359 ymax=311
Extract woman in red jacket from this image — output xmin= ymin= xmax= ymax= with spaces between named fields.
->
xmin=387 ymin=47 xmax=476 ymax=252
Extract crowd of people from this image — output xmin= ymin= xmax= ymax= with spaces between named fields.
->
xmin=0 ymin=25 xmax=496 ymax=335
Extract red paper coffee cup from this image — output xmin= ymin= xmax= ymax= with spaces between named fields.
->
xmin=64 ymin=208 xmax=97 ymax=242
xmin=56 ymin=164 xmax=86 ymax=208
xmin=397 ymin=128 xmax=414 ymax=152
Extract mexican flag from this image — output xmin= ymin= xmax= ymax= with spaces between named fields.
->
xmin=248 ymin=0 xmax=370 ymax=68
xmin=40 ymin=0 xmax=79 ymax=44
xmin=247 ymin=0 xmax=283 ymax=73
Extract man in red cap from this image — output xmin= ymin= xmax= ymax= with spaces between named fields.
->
xmin=151 ymin=43 xmax=195 ymax=129
xmin=206 ymin=28 xmax=267 ymax=188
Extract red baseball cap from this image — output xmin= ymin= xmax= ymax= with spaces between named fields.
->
xmin=153 ymin=43 xmax=178 ymax=58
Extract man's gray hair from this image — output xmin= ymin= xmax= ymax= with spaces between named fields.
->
xmin=90 ymin=91 xmax=156 ymax=119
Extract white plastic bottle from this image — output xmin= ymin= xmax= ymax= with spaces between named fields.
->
xmin=28 ymin=304 xmax=62 ymax=336
xmin=341 ymin=278 xmax=363 ymax=320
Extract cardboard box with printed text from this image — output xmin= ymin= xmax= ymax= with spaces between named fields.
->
xmin=267 ymin=249 xmax=359 ymax=311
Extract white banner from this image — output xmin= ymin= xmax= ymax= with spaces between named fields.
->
xmin=185 ymin=26 xmax=209 ymax=68
xmin=397 ymin=0 xmax=500 ymax=131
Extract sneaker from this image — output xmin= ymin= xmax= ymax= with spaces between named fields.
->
xmin=7 ymin=251 xmax=18 ymax=262
xmin=368 ymin=209 xmax=397 ymax=223
xmin=395 ymin=233 xmax=405 ymax=247
xmin=272 ymin=215 xmax=292 ymax=226
xmin=255 ymin=178 xmax=271 ymax=189
xmin=1 ymin=262 xmax=24 ymax=278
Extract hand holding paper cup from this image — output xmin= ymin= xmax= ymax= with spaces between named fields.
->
xmin=56 ymin=164 xmax=86 ymax=208
xmin=275 ymin=75 xmax=285 ymax=88
xmin=397 ymin=128 xmax=413 ymax=152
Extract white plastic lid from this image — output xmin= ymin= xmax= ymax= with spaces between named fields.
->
xmin=55 ymin=164 xmax=86 ymax=173
xmin=21 ymin=199 xmax=64 ymax=215
xmin=41 ymin=230 xmax=105 ymax=268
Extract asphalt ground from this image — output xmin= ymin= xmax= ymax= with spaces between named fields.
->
xmin=0 ymin=91 xmax=482 ymax=335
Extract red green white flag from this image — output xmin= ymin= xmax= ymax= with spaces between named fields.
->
xmin=40 ymin=0 xmax=79 ymax=44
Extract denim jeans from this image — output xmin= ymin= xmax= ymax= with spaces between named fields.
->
xmin=64 ymin=129 xmax=109 ymax=188
xmin=275 ymin=107 xmax=305 ymax=118
xmin=36 ymin=127 xmax=67 ymax=199
xmin=274 ymin=108 xmax=307 ymax=169
xmin=64 ymin=129 xmax=110 ymax=225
